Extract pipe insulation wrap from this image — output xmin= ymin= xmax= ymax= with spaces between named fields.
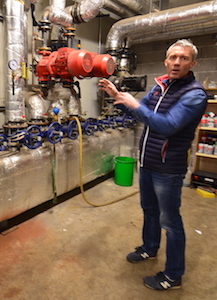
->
xmin=106 ymin=0 xmax=217 ymax=50
xmin=4 ymin=0 xmax=27 ymax=122
xmin=25 ymin=94 xmax=46 ymax=120
xmin=47 ymin=7 xmax=73 ymax=27
xmin=78 ymin=0 xmax=104 ymax=22
xmin=0 ymin=129 xmax=134 ymax=222
xmin=104 ymin=1 xmax=134 ymax=18
xmin=50 ymin=0 xmax=66 ymax=11
xmin=114 ymin=0 xmax=147 ymax=14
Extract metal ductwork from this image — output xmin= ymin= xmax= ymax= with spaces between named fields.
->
xmin=106 ymin=0 xmax=217 ymax=50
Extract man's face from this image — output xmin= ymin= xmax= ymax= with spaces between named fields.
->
xmin=164 ymin=45 xmax=196 ymax=80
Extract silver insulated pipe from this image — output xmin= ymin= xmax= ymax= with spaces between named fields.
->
xmin=4 ymin=0 xmax=27 ymax=123
xmin=43 ymin=0 xmax=73 ymax=27
xmin=106 ymin=0 xmax=217 ymax=50
xmin=4 ymin=0 xmax=41 ymax=124
xmin=114 ymin=0 xmax=149 ymax=15
xmin=42 ymin=0 xmax=149 ymax=26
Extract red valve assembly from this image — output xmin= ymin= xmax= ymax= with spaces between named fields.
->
xmin=36 ymin=47 xmax=115 ymax=84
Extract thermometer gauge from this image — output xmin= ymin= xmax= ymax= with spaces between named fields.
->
xmin=8 ymin=60 xmax=18 ymax=71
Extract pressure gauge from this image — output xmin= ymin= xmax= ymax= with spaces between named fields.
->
xmin=8 ymin=60 xmax=18 ymax=71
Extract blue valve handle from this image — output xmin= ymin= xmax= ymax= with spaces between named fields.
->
xmin=110 ymin=114 xmax=138 ymax=128
xmin=123 ymin=115 xmax=137 ymax=127
xmin=0 ymin=134 xmax=8 ymax=151
xmin=65 ymin=120 xmax=79 ymax=140
xmin=97 ymin=119 xmax=105 ymax=131
xmin=0 ymin=114 xmax=137 ymax=151
xmin=98 ymin=118 xmax=111 ymax=130
xmin=83 ymin=118 xmax=98 ymax=136
xmin=46 ymin=122 xmax=63 ymax=144
xmin=108 ymin=116 xmax=117 ymax=129
xmin=23 ymin=125 xmax=42 ymax=149
xmin=115 ymin=114 xmax=130 ymax=128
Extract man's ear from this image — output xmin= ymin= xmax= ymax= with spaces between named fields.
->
xmin=164 ymin=59 xmax=168 ymax=67
xmin=191 ymin=61 xmax=197 ymax=68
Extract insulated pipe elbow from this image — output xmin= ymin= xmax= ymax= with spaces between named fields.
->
xmin=41 ymin=2 xmax=73 ymax=27
xmin=106 ymin=0 xmax=217 ymax=51
xmin=71 ymin=0 xmax=104 ymax=23
xmin=25 ymin=94 xmax=46 ymax=120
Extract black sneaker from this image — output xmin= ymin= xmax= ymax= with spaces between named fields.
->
xmin=126 ymin=246 xmax=157 ymax=263
xmin=144 ymin=272 xmax=181 ymax=290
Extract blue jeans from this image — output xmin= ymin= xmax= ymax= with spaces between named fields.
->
xmin=139 ymin=167 xmax=185 ymax=281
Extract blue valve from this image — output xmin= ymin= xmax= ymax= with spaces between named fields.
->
xmin=97 ymin=119 xmax=105 ymax=131
xmin=23 ymin=125 xmax=42 ymax=149
xmin=0 ymin=113 xmax=137 ymax=151
xmin=63 ymin=120 xmax=79 ymax=140
xmin=53 ymin=107 xmax=60 ymax=115
xmin=108 ymin=116 xmax=117 ymax=129
xmin=46 ymin=122 xmax=63 ymax=144
xmin=83 ymin=118 xmax=98 ymax=136
xmin=123 ymin=115 xmax=137 ymax=127
xmin=0 ymin=134 xmax=8 ymax=151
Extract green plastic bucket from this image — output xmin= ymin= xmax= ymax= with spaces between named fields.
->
xmin=114 ymin=156 xmax=135 ymax=186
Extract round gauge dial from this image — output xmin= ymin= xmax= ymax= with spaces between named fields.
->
xmin=8 ymin=60 xmax=18 ymax=71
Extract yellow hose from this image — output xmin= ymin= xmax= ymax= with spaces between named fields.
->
xmin=72 ymin=116 xmax=139 ymax=207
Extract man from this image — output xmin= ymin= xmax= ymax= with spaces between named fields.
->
xmin=99 ymin=39 xmax=207 ymax=290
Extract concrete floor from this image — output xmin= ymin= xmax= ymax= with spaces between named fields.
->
xmin=0 ymin=172 xmax=216 ymax=300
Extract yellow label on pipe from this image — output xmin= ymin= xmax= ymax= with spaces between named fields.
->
xmin=26 ymin=67 xmax=29 ymax=80
xmin=21 ymin=62 xmax=27 ymax=79
xmin=15 ymin=0 xmax=24 ymax=4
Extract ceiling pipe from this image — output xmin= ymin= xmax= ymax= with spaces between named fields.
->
xmin=72 ymin=0 xmax=150 ymax=22
xmin=71 ymin=0 xmax=104 ymax=23
xmin=113 ymin=0 xmax=149 ymax=15
xmin=106 ymin=0 xmax=217 ymax=51
xmin=41 ymin=0 xmax=148 ymax=27
xmin=103 ymin=1 xmax=135 ymax=18
xmin=42 ymin=0 xmax=73 ymax=27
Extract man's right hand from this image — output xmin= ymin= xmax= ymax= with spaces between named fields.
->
xmin=98 ymin=78 xmax=119 ymax=98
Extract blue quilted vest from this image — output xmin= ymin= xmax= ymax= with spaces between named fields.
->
xmin=140 ymin=72 xmax=206 ymax=174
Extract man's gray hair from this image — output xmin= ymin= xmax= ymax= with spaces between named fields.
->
xmin=166 ymin=39 xmax=198 ymax=61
